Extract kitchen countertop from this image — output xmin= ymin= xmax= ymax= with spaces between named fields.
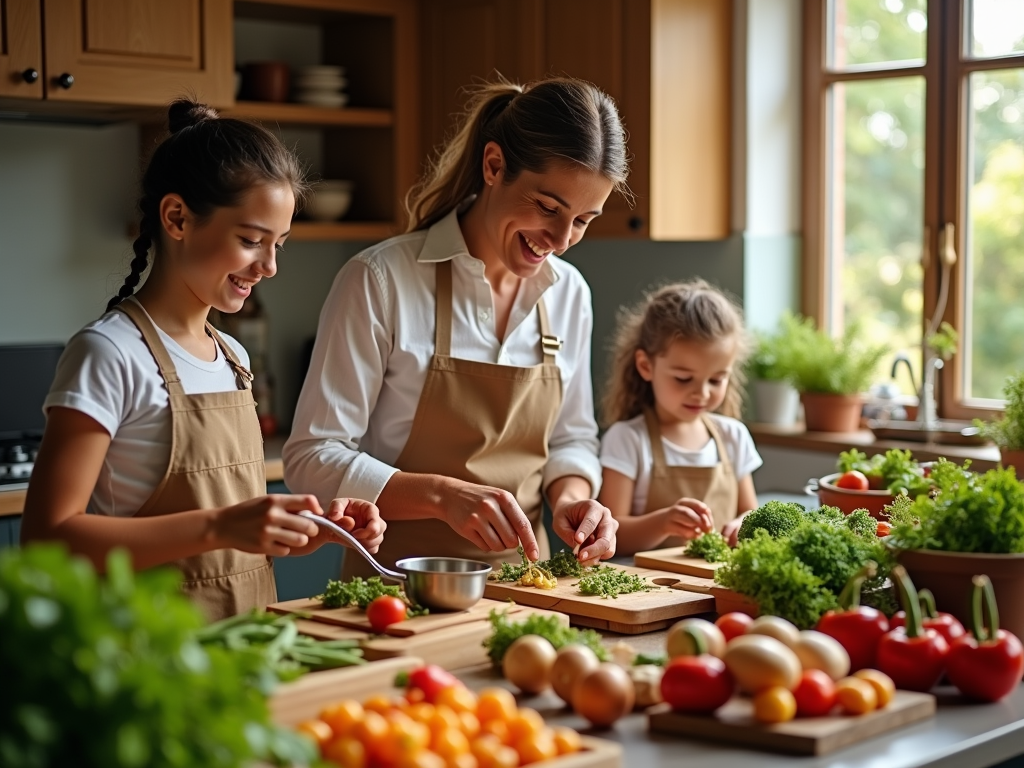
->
xmin=457 ymin=628 xmax=1024 ymax=768
xmin=0 ymin=434 xmax=287 ymax=517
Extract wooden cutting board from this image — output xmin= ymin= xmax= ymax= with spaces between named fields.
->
xmin=634 ymin=547 xmax=727 ymax=579
xmin=647 ymin=691 xmax=936 ymax=756
xmin=268 ymin=596 xmax=506 ymax=636
xmin=482 ymin=564 xmax=715 ymax=634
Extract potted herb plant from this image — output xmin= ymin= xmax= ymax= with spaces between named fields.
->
xmin=748 ymin=313 xmax=802 ymax=425
xmin=975 ymin=370 xmax=1024 ymax=474
xmin=887 ymin=459 xmax=1024 ymax=641
xmin=787 ymin=317 xmax=889 ymax=432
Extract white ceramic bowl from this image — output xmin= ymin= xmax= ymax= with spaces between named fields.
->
xmin=306 ymin=180 xmax=353 ymax=221
xmin=295 ymin=75 xmax=347 ymax=91
xmin=299 ymin=65 xmax=345 ymax=77
xmin=296 ymin=91 xmax=348 ymax=108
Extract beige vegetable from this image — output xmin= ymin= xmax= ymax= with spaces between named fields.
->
xmin=610 ymin=640 xmax=638 ymax=668
xmin=666 ymin=618 xmax=726 ymax=659
xmin=747 ymin=616 xmax=801 ymax=648
xmin=503 ymin=634 xmax=557 ymax=694
xmin=723 ymin=634 xmax=801 ymax=693
xmin=573 ymin=663 xmax=636 ymax=727
xmin=794 ymin=630 xmax=850 ymax=681
xmin=550 ymin=643 xmax=601 ymax=704
xmin=628 ymin=664 xmax=664 ymax=708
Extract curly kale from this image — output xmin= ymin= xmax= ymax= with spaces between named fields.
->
xmin=844 ymin=509 xmax=878 ymax=538
xmin=684 ymin=531 xmax=732 ymax=562
xmin=737 ymin=500 xmax=806 ymax=541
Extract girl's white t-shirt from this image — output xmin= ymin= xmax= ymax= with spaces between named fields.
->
xmin=43 ymin=298 xmax=251 ymax=518
xmin=599 ymin=413 xmax=762 ymax=516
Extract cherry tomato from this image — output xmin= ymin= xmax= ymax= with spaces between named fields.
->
xmin=836 ymin=677 xmax=878 ymax=714
xmin=715 ymin=612 xmax=753 ymax=642
xmin=753 ymin=687 xmax=797 ymax=723
xmin=660 ymin=653 xmax=735 ymax=713
xmin=853 ymin=669 xmax=895 ymax=708
xmin=367 ymin=595 xmax=408 ymax=633
xmin=876 ymin=521 xmax=892 ymax=537
xmin=792 ymin=670 xmax=837 ymax=718
xmin=835 ymin=470 xmax=870 ymax=491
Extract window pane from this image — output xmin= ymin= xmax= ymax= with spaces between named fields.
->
xmin=828 ymin=0 xmax=927 ymax=70
xmin=964 ymin=68 xmax=1024 ymax=400
xmin=829 ymin=77 xmax=925 ymax=395
xmin=970 ymin=0 xmax=1024 ymax=59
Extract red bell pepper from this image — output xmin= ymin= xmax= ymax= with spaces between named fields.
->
xmin=816 ymin=562 xmax=890 ymax=672
xmin=397 ymin=664 xmax=462 ymax=703
xmin=946 ymin=575 xmax=1024 ymax=702
xmin=890 ymin=588 xmax=966 ymax=646
xmin=877 ymin=566 xmax=949 ymax=691
xmin=660 ymin=626 xmax=735 ymax=713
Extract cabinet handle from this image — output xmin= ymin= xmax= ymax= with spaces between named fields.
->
xmin=22 ymin=68 xmax=40 ymax=84
xmin=628 ymin=216 xmax=644 ymax=232
xmin=55 ymin=73 xmax=75 ymax=89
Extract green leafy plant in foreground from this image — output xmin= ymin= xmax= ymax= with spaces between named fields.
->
xmin=0 ymin=544 xmax=316 ymax=768
xmin=975 ymin=370 xmax=1024 ymax=451
xmin=483 ymin=609 xmax=607 ymax=666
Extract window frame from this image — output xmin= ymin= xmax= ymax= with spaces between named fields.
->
xmin=802 ymin=0 xmax=1024 ymax=420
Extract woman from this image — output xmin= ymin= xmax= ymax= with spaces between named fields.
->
xmin=21 ymin=100 xmax=384 ymax=620
xmin=284 ymin=77 xmax=626 ymax=576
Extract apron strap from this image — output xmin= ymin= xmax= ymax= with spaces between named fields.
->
xmin=702 ymin=415 xmax=734 ymax=474
xmin=643 ymin=407 xmax=670 ymax=470
xmin=207 ymin=324 xmax=254 ymax=391
xmin=537 ymin=298 xmax=559 ymax=364
xmin=117 ymin=299 xmax=186 ymax=397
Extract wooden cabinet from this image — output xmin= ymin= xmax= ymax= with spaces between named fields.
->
xmin=420 ymin=0 xmax=731 ymax=240
xmin=0 ymin=0 xmax=43 ymax=99
xmin=1 ymin=0 xmax=232 ymax=106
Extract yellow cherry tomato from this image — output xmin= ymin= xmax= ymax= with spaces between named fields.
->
xmin=492 ymin=745 xmax=520 ymax=768
xmin=480 ymin=718 xmax=511 ymax=745
xmin=458 ymin=711 xmax=481 ymax=739
xmin=437 ymin=685 xmax=479 ymax=714
xmin=507 ymin=708 xmax=545 ymax=743
xmin=432 ymin=726 xmax=470 ymax=761
xmin=515 ymin=731 xmax=558 ymax=765
xmin=320 ymin=700 xmax=364 ymax=739
xmin=352 ymin=710 xmax=390 ymax=759
xmin=753 ymin=686 xmax=797 ymax=724
xmin=295 ymin=719 xmax=333 ymax=749
xmin=470 ymin=735 xmax=503 ymax=766
xmin=364 ymin=693 xmax=399 ymax=716
xmin=552 ymin=726 xmax=582 ymax=755
xmin=429 ymin=705 xmax=463 ymax=736
xmin=476 ymin=688 xmax=518 ymax=724
xmin=836 ymin=677 xmax=878 ymax=715
xmin=409 ymin=702 xmax=437 ymax=724
xmin=322 ymin=736 xmax=367 ymax=768
xmin=853 ymin=669 xmax=895 ymax=708
xmin=449 ymin=754 xmax=480 ymax=768
xmin=396 ymin=749 xmax=447 ymax=768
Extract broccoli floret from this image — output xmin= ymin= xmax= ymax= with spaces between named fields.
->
xmin=737 ymin=500 xmax=806 ymax=542
xmin=805 ymin=505 xmax=846 ymax=527
xmin=845 ymin=509 xmax=877 ymax=538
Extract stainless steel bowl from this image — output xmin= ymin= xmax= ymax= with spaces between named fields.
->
xmin=395 ymin=557 xmax=492 ymax=612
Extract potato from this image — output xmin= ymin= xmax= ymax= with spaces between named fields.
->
xmin=503 ymin=635 xmax=557 ymax=694
xmin=747 ymin=616 xmax=801 ymax=648
xmin=723 ymin=634 xmax=802 ymax=693
xmin=550 ymin=643 xmax=601 ymax=703
xmin=794 ymin=630 xmax=850 ymax=681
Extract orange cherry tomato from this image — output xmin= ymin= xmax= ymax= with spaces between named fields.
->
xmin=476 ymin=688 xmax=518 ymax=724
xmin=364 ymin=693 xmax=400 ymax=716
xmin=515 ymin=730 xmax=558 ymax=765
xmin=295 ymin=719 xmax=333 ymax=748
xmin=320 ymin=700 xmax=365 ymax=739
xmin=448 ymin=754 xmax=480 ymax=768
xmin=408 ymin=702 xmax=437 ymax=724
xmin=322 ymin=736 xmax=367 ymax=768
xmin=437 ymin=685 xmax=479 ymax=714
xmin=552 ymin=726 xmax=582 ymax=755
xmin=480 ymin=718 xmax=511 ymax=745
xmin=429 ymin=705 xmax=463 ymax=736
xmin=507 ymin=708 xmax=545 ymax=743
xmin=853 ymin=669 xmax=895 ymax=708
xmin=396 ymin=749 xmax=446 ymax=768
xmin=432 ymin=726 xmax=471 ymax=761
xmin=458 ymin=711 xmax=481 ymax=739
xmin=492 ymin=745 xmax=520 ymax=768
xmin=836 ymin=677 xmax=878 ymax=715
xmin=352 ymin=710 xmax=390 ymax=759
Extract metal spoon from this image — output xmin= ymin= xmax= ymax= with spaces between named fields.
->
xmin=297 ymin=510 xmax=405 ymax=582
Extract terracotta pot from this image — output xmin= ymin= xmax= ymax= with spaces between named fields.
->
xmin=897 ymin=549 xmax=1024 ymax=642
xmin=1001 ymin=447 xmax=1024 ymax=475
xmin=711 ymin=586 xmax=759 ymax=617
xmin=806 ymin=472 xmax=895 ymax=520
xmin=243 ymin=61 xmax=290 ymax=102
xmin=800 ymin=392 xmax=863 ymax=432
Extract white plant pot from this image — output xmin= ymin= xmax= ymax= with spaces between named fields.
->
xmin=752 ymin=379 xmax=800 ymax=425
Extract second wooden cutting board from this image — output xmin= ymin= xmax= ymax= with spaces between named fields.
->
xmin=482 ymin=564 xmax=715 ymax=633
xmin=634 ymin=547 xmax=726 ymax=579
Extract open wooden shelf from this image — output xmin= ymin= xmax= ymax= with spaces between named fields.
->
xmin=223 ymin=101 xmax=392 ymax=128
xmin=288 ymin=221 xmax=395 ymax=241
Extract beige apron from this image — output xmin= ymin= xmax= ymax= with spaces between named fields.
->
xmin=342 ymin=259 xmax=564 ymax=578
xmin=641 ymin=408 xmax=738 ymax=546
xmin=119 ymin=300 xmax=277 ymax=620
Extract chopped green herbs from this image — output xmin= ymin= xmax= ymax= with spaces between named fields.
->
xmin=489 ymin=547 xmax=585 ymax=584
xmin=683 ymin=530 xmax=732 ymax=562
xmin=576 ymin=566 xmax=657 ymax=599
xmin=483 ymin=609 xmax=607 ymax=666
xmin=319 ymin=576 xmax=427 ymax=615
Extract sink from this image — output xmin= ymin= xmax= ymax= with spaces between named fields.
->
xmin=867 ymin=419 xmax=991 ymax=446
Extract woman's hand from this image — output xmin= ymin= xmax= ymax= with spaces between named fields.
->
xmin=721 ymin=512 xmax=747 ymax=547
xmin=441 ymin=478 xmax=540 ymax=559
xmin=306 ymin=498 xmax=386 ymax=555
xmin=212 ymin=494 xmax=323 ymax=557
xmin=657 ymin=498 xmax=714 ymax=542
xmin=552 ymin=498 xmax=618 ymax=566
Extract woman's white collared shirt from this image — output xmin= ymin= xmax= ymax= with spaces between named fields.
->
xmin=283 ymin=207 xmax=602 ymax=508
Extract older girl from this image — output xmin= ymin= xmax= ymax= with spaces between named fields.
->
xmin=22 ymin=100 xmax=384 ymax=619
xmin=598 ymin=281 xmax=761 ymax=555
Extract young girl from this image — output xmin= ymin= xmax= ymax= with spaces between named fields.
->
xmin=21 ymin=99 xmax=385 ymax=620
xmin=598 ymin=281 xmax=761 ymax=555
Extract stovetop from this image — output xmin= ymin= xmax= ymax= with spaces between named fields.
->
xmin=0 ymin=435 xmax=41 ymax=489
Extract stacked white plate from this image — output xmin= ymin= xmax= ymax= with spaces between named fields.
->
xmin=295 ymin=65 xmax=348 ymax=109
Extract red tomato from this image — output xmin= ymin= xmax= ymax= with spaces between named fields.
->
xmin=660 ymin=655 xmax=734 ymax=713
xmin=876 ymin=521 xmax=892 ymax=537
xmin=715 ymin=612 xmax=753 ymax=642
xmin=792 ymin=670 xmax=837 ymax=717
xmin=366 ymin=595 xmax=407 ymax=633
xmin=835 ymin=470 xmax=870 ymax=491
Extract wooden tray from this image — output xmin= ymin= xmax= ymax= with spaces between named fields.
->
xmin=634 ymin=548 xmax=727 ymax=579
xmin=647 ymin=691 xmax=936 ymax=756
xmin=482 ymin=564 xmax=715 ymax=634
xmin=270 ymin=656 xmax=423 ymax=726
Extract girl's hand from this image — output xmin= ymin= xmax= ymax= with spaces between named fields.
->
xmin=213 ymin=494 xmax=323 ymax=556
xmin=659 ymin=498 xmax=714 ymax=541
xmin=441 ymin=478 xmax=540 ymax=559
xmin=287 ymin=498 xmax=387 ymax=556
xmin=721 ymin=515 xmax=745 ymax=547
xmin=552 ymin=499 xmax=618 ymax=566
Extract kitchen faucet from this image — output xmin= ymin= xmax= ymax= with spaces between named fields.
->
xmin=889 ymin=352 xmax=942 ymax=429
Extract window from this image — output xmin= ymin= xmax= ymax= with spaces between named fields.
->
xmin=803 ymin=0 xmax=1024 ymax=418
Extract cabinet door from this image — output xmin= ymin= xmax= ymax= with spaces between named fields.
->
xmin=42 ymin=0 xmax=233 ymax=107
xmin=0 ymin=0 xmax=43 ymax=99
xmin=421 ymin=0 xmax=543 ymax=160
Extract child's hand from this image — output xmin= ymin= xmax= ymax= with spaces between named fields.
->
xmin=660 ymin=498 xmax=714 ymax=541
xmin=325 ymin=497 xmax=386 ymax=554
xmin=721 ymin=515 xmax=745 ymax=547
